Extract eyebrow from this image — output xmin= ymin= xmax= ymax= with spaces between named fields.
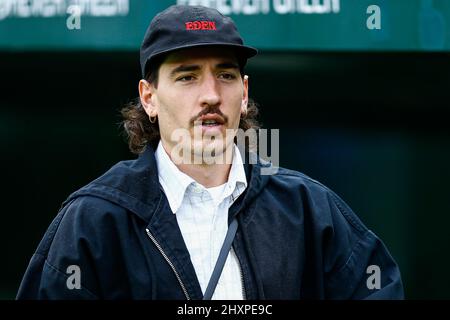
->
xmin=169 ymin=62 xmax=240 ymax=78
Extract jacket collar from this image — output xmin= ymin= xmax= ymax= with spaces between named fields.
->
xmin=62 ymin=141 xmax=273 ymax=224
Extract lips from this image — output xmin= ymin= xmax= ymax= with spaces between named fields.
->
xmin=198 ymin=114 xmax=225 ymax=126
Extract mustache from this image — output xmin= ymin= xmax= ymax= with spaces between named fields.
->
xmin=190 ymin=105 xmax=228 ymax=126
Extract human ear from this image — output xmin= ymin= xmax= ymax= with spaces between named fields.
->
xmin=138 ymin=79 xmax=158 ymax=118
xmin=241 ymin=75 xmax=249 ymax=116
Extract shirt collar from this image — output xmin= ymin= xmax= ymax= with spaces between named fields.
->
xmin=155 ymin=141 xmax=195 ymax=214
xmin=155 ymin=141 xmax=247 ymax=214
xmin=223 ymin=144 xmax=247 ymax=203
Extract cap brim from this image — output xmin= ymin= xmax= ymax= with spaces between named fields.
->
xmin=154 ymin=42 xmax=257 ymax=58
xmin=143 ymin=43 xmax=257 ymax=77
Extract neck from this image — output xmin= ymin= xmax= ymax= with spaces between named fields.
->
xmin=161 ymin=143 xmax=234 ymax=188
xmin=176 ymin=162 xmax=231 ymax=188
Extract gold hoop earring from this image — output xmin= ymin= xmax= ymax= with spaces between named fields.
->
xmin=150 ymin=115 xmax=157 ymax=124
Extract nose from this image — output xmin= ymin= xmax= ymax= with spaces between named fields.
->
xmin=199 ymin=74 xmax=221 ymax=107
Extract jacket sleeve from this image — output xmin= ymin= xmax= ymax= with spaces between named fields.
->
xmin=16 ymin=197 xmax=107 ymax=299
xmin=321 ymin=191 xmax=405 ymax=299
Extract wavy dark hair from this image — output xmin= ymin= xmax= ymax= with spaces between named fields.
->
xmin=120 ymin=60 xmax=261 ymax=154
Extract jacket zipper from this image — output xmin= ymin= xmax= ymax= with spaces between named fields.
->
xmin=232 ymin=238 xmax=247 ymax=300
xmin=145 ymin=228 xmax=190 ymax=300
xmin=238 ymin=253 xmax=246 ymax=300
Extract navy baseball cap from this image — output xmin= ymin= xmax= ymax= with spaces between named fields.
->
xmin=140 ymin=5 xmax=258 ymax=78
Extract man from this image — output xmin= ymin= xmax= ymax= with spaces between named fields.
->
xmin=17 ymin=5 xmax=403 ymax=299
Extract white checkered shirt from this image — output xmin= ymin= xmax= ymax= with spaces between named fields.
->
xmin=155 ymin=141 xmax=247 ymax=300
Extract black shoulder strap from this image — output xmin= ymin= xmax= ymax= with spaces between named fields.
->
xmin=203 ymin=218 xmax=239 ymax=300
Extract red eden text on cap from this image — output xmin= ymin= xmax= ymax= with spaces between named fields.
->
xmin=185 ymin=21 xmax=217 ymax=30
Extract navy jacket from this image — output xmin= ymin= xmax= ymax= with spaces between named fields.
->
xmin=17 ymin=144 xmax=404 ymax=299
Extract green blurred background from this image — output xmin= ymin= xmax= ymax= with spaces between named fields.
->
xmin=1 ymin=0 xmax=450 ymax=299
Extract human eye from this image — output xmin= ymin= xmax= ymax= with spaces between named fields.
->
xmin=218 ymin=72 xmax=237 ymax=81
xmin=176 ymin=75 xmax=196 ymax=82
